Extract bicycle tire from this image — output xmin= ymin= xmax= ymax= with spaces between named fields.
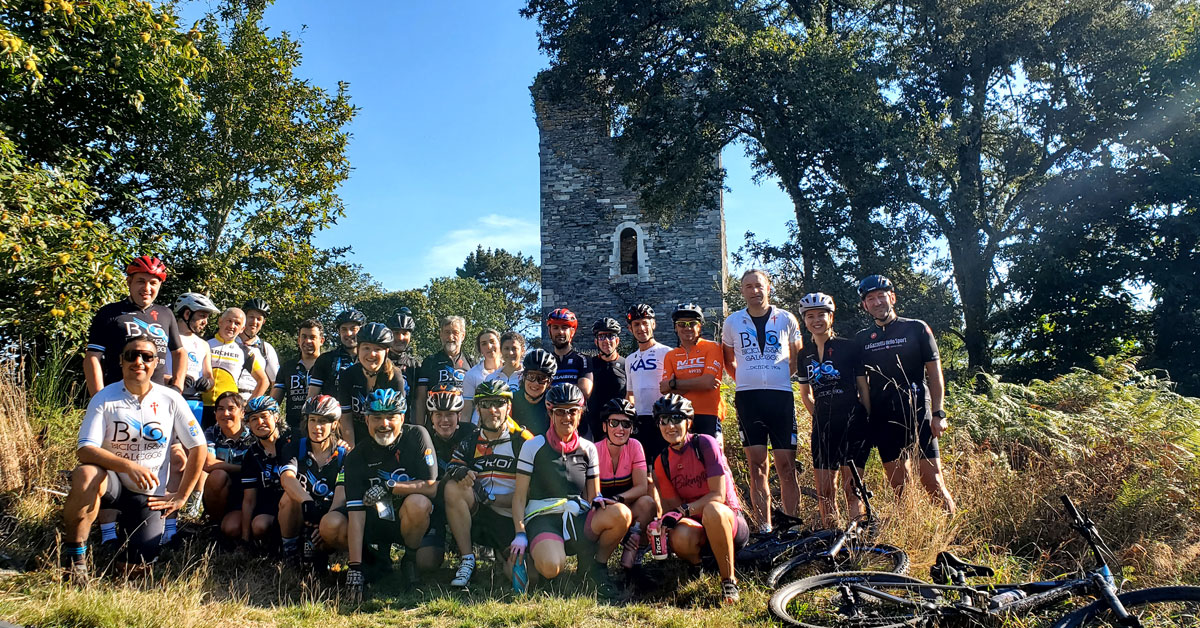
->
xmin=768 ymin=542 xmax=910 ymax=589
xmin=1051 ymin=585 xmax=1200 ymax=627
xmin=769 ymin=570 xmax=936 ymax=628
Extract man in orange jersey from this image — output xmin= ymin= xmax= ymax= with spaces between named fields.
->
xmin=660 ymin=303 xmax=725 ymax=442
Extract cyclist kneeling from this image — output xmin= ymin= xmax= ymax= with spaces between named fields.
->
xmin=652 ymin=394 xmax=749 ymax=604
xmin=278 ymin=395 xmax=348 ymax=571
xmin=239 ymin=396 xmax=290 ymax=550
xmin=595 ymin=398 xmax=658 ymax=571
xmin=203 ymin=392 xmax=257 ymax=542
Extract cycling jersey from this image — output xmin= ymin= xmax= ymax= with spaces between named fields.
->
xmin=511 ymin=384 xmax=549 ymax=436
xmin=625 ymin=341 xmax=671 ymax=415
xmin=430 ymin=422 xmax=474 ymax=475
xmin=274 ymin=358 xmax=315 ymax=431
xmin=168 ymin=333 xmax=209 ymax=400
xmin=485 ymin=368 xmax=523 ymax=391
xmin=281 ymin=438 xmax=347 ymax=508
xmin=855 ymin=317 xmax=939 ymax=404
xmin=661 ymin=339 xmax=725 ymax=417
xmin=449 ymin=418 xmax=532 ymax=518
xmin=721 ymin=306 xmax=802 ymax=391
xmin=595 ymin=437 xmax=645 ymax=499
xmin=417 ymin=350 xmax=473 ymax=391
xmin=204 ymin=423 xmax=256 ymax=465
xmin=798 ymin=337 xmax=866 ymax=415
xmin=204 ymin=333 xmax=262 ymax=406
xmin=241 ymin=435 xmax=291 ymax=494
xmin=342 ymin=424 xmax=437 ymax=512
xmin=462 ymin=361 xmax=499 ymax=424
xmin=516 ymin=435 xmax=599 ymax=502
xmin=584 ymin=355 xmax=626 ymax=440
xmin=309 ymin=345 xmax=357 ymax=396
xmin=237 ymin=336 xmax=279 ymax=393
xmin=653 ymin=434 xmax=740 ymax=512
xmin=86 ymin=298 xmax=182 ymax=386
xmin=77 ymin=382 xmax=205 ymax=496
xmin=389 ymin=349 xmax=422 ymax=411
xmin=550 ymin=349 xmax=590 ymax=388
xmin=336 ymin=364 xmax=405 ymax=444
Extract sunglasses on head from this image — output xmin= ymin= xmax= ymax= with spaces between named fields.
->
xmin=657 ymin=414 xmax=688 ymax=426
xmin=122 ymin=350 xmax=157 ymax=363
xmin=607 ymin=418 xmax=633 ymax=430
xmin=525 ymin=373 xmax=550 ymax=384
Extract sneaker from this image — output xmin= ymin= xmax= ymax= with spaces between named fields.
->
xmin=721 ymin=578 xmax=740 ymax=604
xmin=450 ymin=555 xmax=475 ymax=587
xmin=398 ymin=551 xmax=417 ymax=586
xmin=183 ymin=493 xmax=203 ymax=519
xmin=589 ymin=561 xmax=618 ymax=599
xmin=65 ymin=561 xmax=90 ymax=586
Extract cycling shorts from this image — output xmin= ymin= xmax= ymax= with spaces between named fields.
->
xmin=100 ymin=471 xmax=165 ymax=563
xmin=692 ymin=413 xmax=722 ymax=439
xmin=526 ymin=509 xmax=596 ymax=554
xmin=471 ymin=507 xmax=517 ymax=553
xmin=734 ymin=389 xmax=798 ymax=450
xmin=635 ymin=415 xmax=668 ymax=469
xmin=810 ymin=403 xmax=870 ymax=471
xmin=869 ymin=394 xmax=939 ymax=463
xmin=689 ymin=511 xmax=750 ymax=553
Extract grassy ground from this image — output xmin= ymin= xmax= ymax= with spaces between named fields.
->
xmin=1 ymin=355 xmax=1198 ymax=627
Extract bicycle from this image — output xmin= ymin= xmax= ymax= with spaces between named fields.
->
xmin=765 ymin=465 xmax=908 ymax=587
xmin=769 ymin=495 xmax=1200 ymax=627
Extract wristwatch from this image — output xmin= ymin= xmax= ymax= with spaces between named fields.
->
xmin=386 ymin=478 xmax=399 ymax=490
xmin=932 ymin=409 xmax=947 ymax=419
xmin=669 ymin=376 xmax=678 ymax=390
xmin=681 ymin=502 xmax=691 ymax=517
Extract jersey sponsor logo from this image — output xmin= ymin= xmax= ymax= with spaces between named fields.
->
xmin=806 ymin=359 xmax=842 ymax=385
xmin=302 ymin=469 xmax=333 ymax=498
xmin=677 ymin=357 xmax=707 ymax=369
xmin=110 ymin=416 xmax=167 ymax=445
xmin=123 ymin=318 xmax=168 ymax=341
xmin=258 ymin=462 xmax=285 ymax=486
xmin=737 ymin=329 xmax=780 ymax=351
xmin=438 ymin=365 xmax=464 ymax=385
xmin=423 ymin=448 xmax=435 ymax=468
xmin=375 ymin=469 xmax=413 ymax=485
xmin=186 ymin=419 xmax=200 ymax=438
xmin=863 ymin=337 xmax=908 ymax=352
xmin=288 ymin=373 xmax=307 ymax=391
xmin=628 ymin=355 xmax=659 ymax=371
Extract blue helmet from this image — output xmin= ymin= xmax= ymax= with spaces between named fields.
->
xmin=365 ymin=388 xmax=406 ymax=415
xmin=857 ymin=275 xmax=894 ymax=299
xmin=246 ymin=395 xmax=279 ymax=416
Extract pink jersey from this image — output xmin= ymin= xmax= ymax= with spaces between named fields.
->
xmin=653 ymin=434 xmax=740 ymax=512
xmin=596 ymin=437 xmax=646 ymax=498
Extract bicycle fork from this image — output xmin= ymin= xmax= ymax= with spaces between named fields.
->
xmin=1092 ymin=570 xmax=1140 ymax=627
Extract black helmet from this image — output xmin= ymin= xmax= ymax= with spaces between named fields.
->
xmin=601 ymin=397 xmax=636 ymax=420
xmin=242 ymin=298 xmax=270 ymax=316
xmin=356 ymin=322 xmax=394 ymax=347
xmin=857 ymin=275 xmax=894 ymax=299
xmin=592 ymin=317 xmax=622 ymax=336
xmin=386 ymin=309 xmax=416 ymax=332
xmin=522 ymin=348 xmax=558 ymax=376
xmin=545 ymin=382 xmax=584 ymax=407
xmin=334 ymin=309 xmax=366 ymax=327
xmin=671 ymin=303 xmax=704 ymax=323
xmin=626 ymin=303 xmax=654 ymax=323
xmin=652 ymin=393 xmax=694 ymax=419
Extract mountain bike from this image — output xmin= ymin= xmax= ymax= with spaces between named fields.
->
xmin=764 ymin=465 xmax=907 ymax=587
xmin=769 ymin=495 xmax=1200 ymax=627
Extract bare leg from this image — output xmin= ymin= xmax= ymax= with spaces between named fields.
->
xmin=840 ymin=465 xmax=865 ymax=520
xmin=814 ymin=468 xmax=839 ymax=529
xmin=443 ymin=480 xmax=476 ymax=556
xmin=700 ymin=502 xmax=737 ymax=582
xmin=399 ymin=495 xmax=432 ymax=549
xmin=63 ymin=465 xmax=107 ymax=543
xmin=882 ymin=458 xmax=909 ymax=496
xmin=773 ymin=449 xmax=800 ymax=517
xmin=278 ymin=494 xmax=302 ymax=539
xmin=588 ymin=504 xmax=631 ymax=562
xmin=743 ymin=445 xmax=770 ymax=528
xmin=318 ymin=510 xmax=348 ymax=550
xmin=530 ymin=538 xmax=567 ymax=580
xmin=918 ymin=458 xmax=956 ymax=514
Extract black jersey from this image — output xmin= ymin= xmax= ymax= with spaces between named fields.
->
xmin=342 ymin=424 xmax=437 ymax=512
xmin=416 ymin=350 xmax=473 ymax=391
xmin=86 ymin=298 xmax=182 ymax=386
xmin=855 ymin=317 xmax=940 ymax=403
xmin=584 ymin=355 xmax=627 ymax=438
xmin=512 ymin=384 xmax=549 ymax=436
xmin=430 ymin=423 xmax=475 ymax=475
xmin=241 ymin=435 xmax=292 ymax=493
xmin=516 ymin=435 xmax=599 ymax=502
xmin=336 ymin=364 xmax=406 ymax=417
xmin=798 ymin=337 xmax=866 ymax=417
xmin=275 ymin=358 xmax=315 ymax=431
xmin=389 ymin=349 xmax=422 ymax=409
xmin=309 ymin=345 xmax=357 ymax=396
xmin=204 ymin=424 xmax=256 ymax=465
xmin=281 ymin=438 xmax=347 ymax=507
xmin=550 ymin=348 xmax=591 ymax=388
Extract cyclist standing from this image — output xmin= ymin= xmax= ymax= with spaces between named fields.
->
xmin=545 ymin=308 xmax=593 ymax=400
xmin=169 ymin=292 xmax=218 ymax=421
xmin=273 ymin=319 xmax=324 ymax=434
xmin=660 ymin=304 xmax=725 ymax=439
xmin=204 ymin=308 xmax=270 ymax=427
xmin=511 ymin=349 xmax=556 ymax=435
xmin=413 ymin=315 xmax=474 ymax=429
xmin=584 ymin=318 xmax=627 ymax=441
xmin=461 ymin=328 xmax=502 ymax=424
xmin=721 ymin=269 xmax=803 ymax=533
xmin=624 ymin=304 xmax=672 ymax=465
xmin=337 ymin=322 xmax=405 ymax=448
xmin=490 ymin=331 xmax=526 ymax=390
xmin=308 ymin=309 xmax=366 ymax=398
xmin=238 ymin=299 xmax=280 ymax=392
xmin=84 ymin=256 xmax=185 ymax=396
xmin=386 ymin=308 xmax=422 ymax=413
xmin=854 ymin=275 xmax=955 ymax=513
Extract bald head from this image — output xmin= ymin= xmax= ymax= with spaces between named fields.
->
xmin=218 ymin=307 xmax=246 ymax=340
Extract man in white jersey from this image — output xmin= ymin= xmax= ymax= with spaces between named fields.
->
xmin=721 ymin=269 xmax=803 ymax=533
xmin=238 ymin=298 xmax=280 ymax=391
xmin=61 ymin=337 xmax=207 ymax=581
xmin=165 ymin=291 xmax=219 ymax=524
xmin=623 ymin=303 xmax=672 ymax=466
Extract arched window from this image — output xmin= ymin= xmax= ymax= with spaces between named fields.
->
xmin=619 ymin=227 xmax=638 ymax=275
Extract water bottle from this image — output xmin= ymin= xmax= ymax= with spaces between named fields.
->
xmin=988 ymin=589 xmax=1027 ymax=609
xmin=512 ymin=560 xmax=529 ymax=594
xmin=648 ymin=519 xmax=669 ymax=560
xmin=620 ymin=523 xmax=642 ymax=569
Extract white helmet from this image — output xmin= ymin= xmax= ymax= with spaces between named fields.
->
xmin=174 ymin=292 xmax=219 ymax=315
xmin=798 ymin=292 xmax=836 ymax=314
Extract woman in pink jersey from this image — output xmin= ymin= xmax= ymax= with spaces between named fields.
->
xmin=652 ymin=393 xmax=749 ymax=604
xmin=595 ymin=398 xmax=658 ymax=570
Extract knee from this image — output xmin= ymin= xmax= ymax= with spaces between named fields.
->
xmin=701 ymin=501 xmax=733 ymax=526
xmin=251 ymin=516 xmax=274 ymax=538
xmin=221 ymin=515 xmax=241 ymax=538
xmin=400 ymin=495 xmax=433 ymax=520
xmin=319 ymin=513 xmax=346 ymax=544
xmin=206 ymin=469 xmax=229 ymax=490
xmin=69 ymin=464 xmax=103 ymax=494
xmin=170 ymin=445 xmax=187 ymax=470
xmin=633 ymin=496 xmax=657 ymax=521
xmin=534 ymin=553 xmax=565 ymax=579
xmin=775 ymin=456 xmax=797 ymax=472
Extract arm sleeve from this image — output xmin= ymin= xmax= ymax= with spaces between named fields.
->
xmin=77 ymin=393 xmax=107 ymax=449
xmin=449 ymin=428 xmax=477 ymax=468
xmin=696 ymin=435 xmax=725 ymax=479
xmin=920 ymin=322 xmax=940 ymax=362
xmin=308 ymin=355 xmax=328 ymax=389
xmin=629 ymin=438 xmax=646 ymax=471
xmin=336 ymin=372 xmax=353 ymax=412
xmin=342 ymin=451 xmax=366 ymax=511
xmin=461 ymin=366 xmax=480 ymax=400
xmin=264 ymin=343 xmax=280 ymax=382
xmin=583 ymin=440 xmax=599 ymax=480
xmin=661 ymin=352 xmax=677 ymax=381
xmin=280 ymin=440 xmax=301 ymax=476
xmin=796 ymin=347 xmax=812 ymax=385
xmin=788 ymin=312 xmax=803 ymax=345
xmin=721 ymin=318 xmax=735 ymax=347
xmin=411 ymin=427 xmax=438 ymax=481
xmin=416 ymin=360 xmax=432 ymax=387
xmin=204 ymin=427 xmax=217 ymax=457
xmin=86 ymin=307 xmax=109 ymax=354
xmin=241 ymin=452 xmax=263 ymax=487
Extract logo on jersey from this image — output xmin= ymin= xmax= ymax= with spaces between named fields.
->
xmin=302 ymin=469 xmax=333 ymax=498
xmin=186 ymin=419 xmax=200 ymax=438
xmin=628 ymin=355 xmax=659 ymax=371
xmin=806 ymin=359 xmax=841 ymax=385
xmin=423 ymin=448 xmax=435 ymax=468
xmin=110 ymin=416 xmax=167 ymax=445
xmin=738 ymin=329 xmax=780 ymax=351
xmin=677 ymin=357 xmax=707 ymax=370
xmin=375 ymin=469 xmax=413 ymax=485
xmin=123 ymin=318 xmax=168 ymax=341
xmin=437 ymin=365 xmax=464 ymax=386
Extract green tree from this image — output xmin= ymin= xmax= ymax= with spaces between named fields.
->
xmin=425 ymin=277 xmax=509 ymax=358
xmin=456 ymin=246 xmax=540 ymax=334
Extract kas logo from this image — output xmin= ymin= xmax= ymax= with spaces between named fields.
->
xmin=628 ymin=356 xmax=659 ymax=371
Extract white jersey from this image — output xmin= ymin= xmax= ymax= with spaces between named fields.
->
xmin=77 ymin=381 xmax=205 ymax=496
xmin=721 ymin=306 xmax=802 ymax=392
xmin=625 ymin=341 xmax=671 ymax=415
xmin=237 ymin=336 xmax=278 ymax=392
xmin=462 ymin=361 xmax=499 ymax=424
xmin=162 ymin=333 xmax=209 ymax=383
xmin=485 ymin=367 xmax=523 ymax=391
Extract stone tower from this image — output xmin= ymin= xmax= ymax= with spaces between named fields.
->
xmin=532 ymin=77 xmax=728 ymax=345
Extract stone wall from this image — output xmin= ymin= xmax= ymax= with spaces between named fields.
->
xmin=533 ymin=79 xmax=728 ymax=345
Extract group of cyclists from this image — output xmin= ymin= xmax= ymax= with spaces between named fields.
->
xmin=60 ymin=255 xmax=955 ymax=606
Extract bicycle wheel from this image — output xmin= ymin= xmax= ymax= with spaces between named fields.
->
xmin=1052 ymin=586 xmax=1200 ymax=627
xmin=738 ymin=529 xmax=834 ymax=570
xmin=768 ymin=542 xmax=910 ymax=589
xmin=769 ymin=570 xmax=937 ymax=628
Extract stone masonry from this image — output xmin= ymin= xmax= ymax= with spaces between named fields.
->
xmin=532 ymin=77 xmax=728 ymax=345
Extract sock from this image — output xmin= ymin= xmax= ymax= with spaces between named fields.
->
xmin=162 ymin=518 xmax=177 ymax=543
xmin=66 ymin=541 xmax=87 ymax=566
xmin=282 ymin=536 xmax=299 ymax=556
xmin=100 ymin=522 xmax=117 ymax=543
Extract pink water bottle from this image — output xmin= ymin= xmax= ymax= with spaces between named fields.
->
xmin=648 ymin=519 xmax=670 ymax=560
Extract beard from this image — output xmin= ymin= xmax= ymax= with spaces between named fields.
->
xmin=552 ymin=337 xmax=569 ymax=350
xmin=371 ymin=428 xmax=398 ymax=447
xmin=443 ymin=340 xmax=460 ymax=355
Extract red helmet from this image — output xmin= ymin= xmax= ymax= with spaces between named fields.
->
xmin=546 ymin=308 xmax=578 ymax=329
xmin=126 ymin=255 xmax=167 ymax=281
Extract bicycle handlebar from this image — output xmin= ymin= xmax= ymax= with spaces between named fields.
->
xmin=1060 ymin=495 xmax=1082 ymax=524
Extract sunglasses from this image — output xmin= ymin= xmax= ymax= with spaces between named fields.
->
xmin=657 ymin=415 xmax=688 ymax=426
xmin=477 ymin=398 xmax=507 ymax=409
xmin=122 ymin=350 xmax=157 ymax=363
xmin=549 ymin=407 xmax=581 ymax=417
xmin=595 ymin=334 xmax=618 ymax=342
xmin=674 ymin=321 xmax=700 ymax=328
xmin=524 ymin=373 xmax=550 ymax=384
xmin=607 ymin=418 xmax=633 ymax=430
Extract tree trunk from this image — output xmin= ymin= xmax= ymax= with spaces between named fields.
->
xmin=944 ymin=228 xmax=992 ymax=373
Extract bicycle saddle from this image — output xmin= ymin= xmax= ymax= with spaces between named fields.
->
xmin=930 ymin=551 xmax=995 ymax=583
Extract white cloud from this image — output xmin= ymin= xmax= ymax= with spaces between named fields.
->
xmin=424 ymin=213 xmax=541 ymax=278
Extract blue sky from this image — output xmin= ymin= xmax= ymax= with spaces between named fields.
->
xmin=229 ymin=1 xmax=796 ymax=291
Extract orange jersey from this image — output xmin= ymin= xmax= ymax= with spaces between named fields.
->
xmin=661 ymin=338 xmax=725 ymax=417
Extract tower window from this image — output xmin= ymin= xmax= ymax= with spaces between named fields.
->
xmin=619 ymin=227 xmax=638 ymax=275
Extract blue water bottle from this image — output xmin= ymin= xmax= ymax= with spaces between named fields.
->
xmin=512 ymin=560 xmax=529 ymax=594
